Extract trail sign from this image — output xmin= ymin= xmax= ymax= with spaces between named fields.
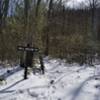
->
xmin=17 ymin=44 xmax=39 ymax=79
xmin=17 ymin=46 xmax=39 ymax=52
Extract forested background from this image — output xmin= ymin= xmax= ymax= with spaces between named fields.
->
xmin=0 ymin=0 xmax=100 ymax=65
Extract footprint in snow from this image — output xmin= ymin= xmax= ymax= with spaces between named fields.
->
xmin=95 ymin=84 xmax=100 ymax=89
xmin=27 ymin=90 xmax=38 ymax=98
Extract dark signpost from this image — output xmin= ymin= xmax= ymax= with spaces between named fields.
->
xmin=39 ymin=55 xmax=44 ymax=74
xmin=17 ymin=44 xmax=39 ymax=79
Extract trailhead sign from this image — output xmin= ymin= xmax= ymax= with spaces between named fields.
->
xmin=17 ymin=46 xmax=39 ymax=52
xmin=17 ymin=44 xmax=39 ymax=79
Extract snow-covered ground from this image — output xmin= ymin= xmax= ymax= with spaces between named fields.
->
xmin=0 ymin=57 xmax=100 ymax=100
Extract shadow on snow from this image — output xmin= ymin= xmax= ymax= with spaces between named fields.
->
xmin=0 ymin=79 xmax=23 ymax=93
xmin=0 ymin=66 xmax=23 ymax=79
xmin=68 ymin=75 xmax=100 ymax=100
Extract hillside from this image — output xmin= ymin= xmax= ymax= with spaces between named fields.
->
xmin=0 ymin=58 xmax=100 ymax=100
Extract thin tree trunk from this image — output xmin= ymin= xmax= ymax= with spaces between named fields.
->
xmin=45 ymin=0 xmax=53 ymax=56
xmin=35 ymin=0 xmax=42 ymax=17
xmin=0 ymin=0 xmax=9 ymax=61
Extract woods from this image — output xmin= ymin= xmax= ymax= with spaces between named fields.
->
xmin=0 ymin=0 xmax=100 ymax=65
xmin=1 ymin=1 xmax=100 ymax=100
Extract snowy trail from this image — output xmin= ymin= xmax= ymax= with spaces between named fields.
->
xmin=0 ymin=58 xmax=100 ymax=100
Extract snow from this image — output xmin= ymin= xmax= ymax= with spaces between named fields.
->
xmin=0 ymin=57 xmax=100 ymax=100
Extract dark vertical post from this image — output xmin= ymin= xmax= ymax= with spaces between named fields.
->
xmin=24 ymin=65 xmax=28 ymax=79
xmin=39 ymin=55 xmax=45 ymax=74
xmin=24 ymin=43 xmax=33 ymax=79
xmin=24 ymin=43 xmax=30 ymax=80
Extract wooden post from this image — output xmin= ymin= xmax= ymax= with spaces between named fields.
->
xmin=39 ymin=55 xmax=45 ymax=74
xmin=24 ymin=65 xmax=28 ymax=79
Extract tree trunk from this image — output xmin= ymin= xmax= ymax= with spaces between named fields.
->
xmin=45 ymin=0 xmax=53 ymax=56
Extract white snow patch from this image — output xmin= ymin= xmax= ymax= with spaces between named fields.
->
xmin=0 ymin=58 xmax=100 ymax=100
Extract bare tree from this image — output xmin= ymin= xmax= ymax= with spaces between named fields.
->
xmin=0 ymin=0 xmax=10 ymax=61
xmin=35 ymin=0 xmax=42 ymax=17
xmin=44 ymin=0 xmax=53 ymax=56
xmin=88 ymin=0 xmax=100 ymax=41
xmin=24 ymin=0 xmax=30 ymax=44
